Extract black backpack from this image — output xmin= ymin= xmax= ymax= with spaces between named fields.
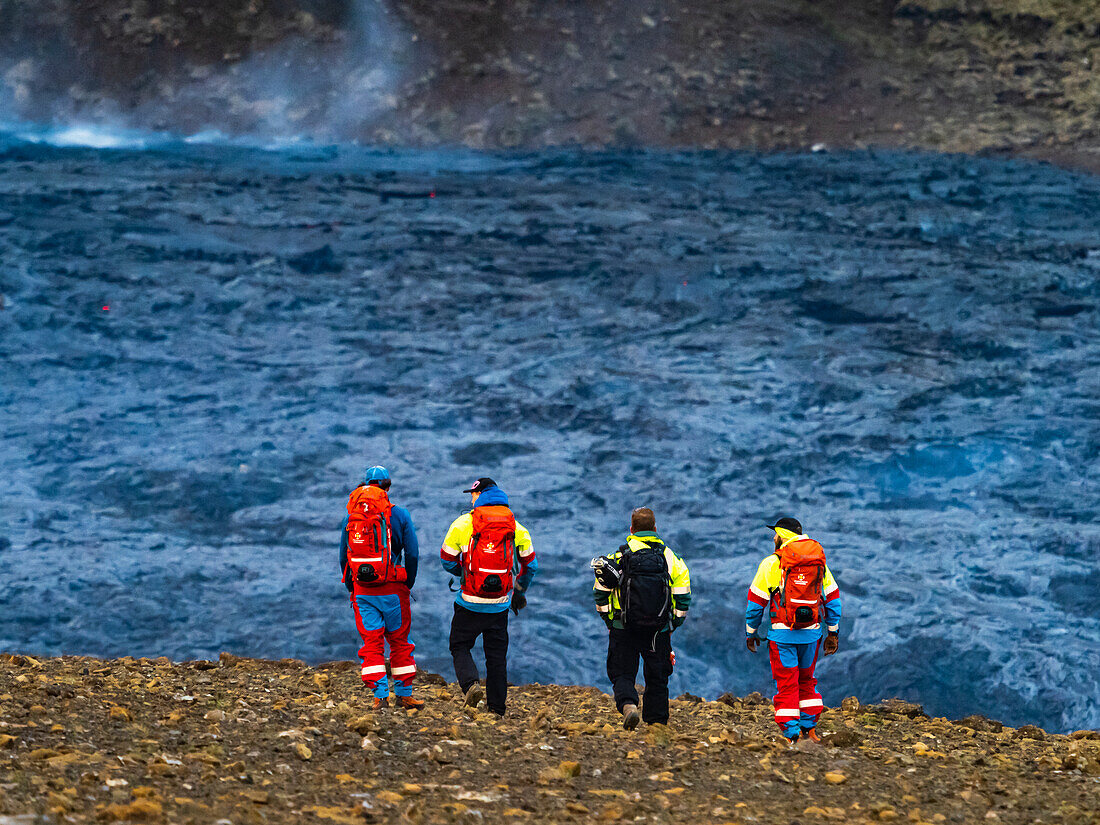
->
xmin=619 ymin=541 xmax=672 ymax=630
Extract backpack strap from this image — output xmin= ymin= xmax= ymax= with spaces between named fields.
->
xmin=770 ymin=551 xmax=783 ymax=602
xmin=646 ymin=539 xmax=672 ymax=582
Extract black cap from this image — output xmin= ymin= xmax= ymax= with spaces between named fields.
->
xmin=766 ymin=517 xmax=803 ymax=534
xmin=463 ymin=477 xmax=497 ymax=494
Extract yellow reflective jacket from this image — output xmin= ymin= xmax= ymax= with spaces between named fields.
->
xmin=592 ymin=532 xmax=691 ymax=631
xmin=745 ymin=536 xmax=842 ymax=643
xmin=440 ymin=510 xmax=536 ymax=612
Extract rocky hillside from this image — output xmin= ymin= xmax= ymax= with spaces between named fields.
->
xmin=392 ymin=0 xmax=1100 ymax=166
xmin=0 ymin=0 xmax=1098 ymax=169
xmin=0 ymin=654 xmax=1098 ymax=823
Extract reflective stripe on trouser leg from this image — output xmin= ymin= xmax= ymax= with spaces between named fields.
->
xmin=768 ymin=640 xmax=802 ymax=737
xmin=798 ymin=639 xmax=823 ymax=731
xmin=383 ymin=590 xmax=416 ymax=697
xmin=352 ymin=594 xmax=389 ymax=698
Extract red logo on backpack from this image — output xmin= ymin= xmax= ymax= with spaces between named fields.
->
xmin=774 ymin=538 xmax=827 ymax=629
xmin=463 ymin=506 xmax=516 ymax=600
xmin=346 ymin=485 xmax=394 ymax=587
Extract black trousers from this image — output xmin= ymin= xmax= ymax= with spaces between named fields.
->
xmin=449 ymin=604 xmax=509 ymax=715
xmin=606 ymin=627 xmax=673 ymax=724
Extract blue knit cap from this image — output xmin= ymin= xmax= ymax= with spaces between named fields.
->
xmin=363 ymin=466 xmax=390 ymax=484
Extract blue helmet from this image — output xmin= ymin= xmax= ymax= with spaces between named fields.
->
xmin=363 ymin=466 xmax=390 ymax=485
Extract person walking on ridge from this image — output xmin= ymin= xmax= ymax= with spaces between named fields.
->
xmin=591 ymin=507 xmax=691 ymax=730
xmin=340 ymin=466 xmax=422 ymax=710
xmin=440 ymin=477 xmax=538 ymax=717
xmin=745 ymin=517 xmax=841 ymax=744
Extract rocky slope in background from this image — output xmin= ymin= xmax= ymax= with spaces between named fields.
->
xmin=0 ymin=655 xmax=1098 ymax=824
xmin=0 ymin=0 xmax=1098 ymax=169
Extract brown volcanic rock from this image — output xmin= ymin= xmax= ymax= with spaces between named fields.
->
xmin=341 ymin=0 xmax=1076 ymax=173
xmin=0 ymin=655 xmax=1097 ymax=823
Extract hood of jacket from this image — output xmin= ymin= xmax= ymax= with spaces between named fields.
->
xmin=625 ymin=531 xmax=663 ymax=552
xmin=473 ymin=485 xmax=509 ymax=509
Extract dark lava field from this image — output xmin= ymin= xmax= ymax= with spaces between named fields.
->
xmin=1 ymin=133 xmax=1098 ymax=732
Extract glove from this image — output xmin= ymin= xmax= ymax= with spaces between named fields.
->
xmin=746 ymin=634 xmax=760 ymax=653
xmin=671 ymin=614 xmax=685 ymax=630
xmin=510 ymin=592 xmax=527 ymax=615
xmin=823 ymin=631 xmax=839 ymax=656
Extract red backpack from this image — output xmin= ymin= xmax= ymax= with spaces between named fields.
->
xmin=774 ymin=538 xmax=827 ymax=628
xmin=462 ymin=505 xmax=517 ymax=599
xmin=345 ymin=485 xmax=394 ymax=587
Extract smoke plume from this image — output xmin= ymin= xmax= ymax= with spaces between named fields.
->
xmin=0 ymin=0 xmax=415 ymax=142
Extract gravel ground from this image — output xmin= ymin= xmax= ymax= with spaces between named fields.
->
xmin=0 ymin=654 xmax=1098 ymax=824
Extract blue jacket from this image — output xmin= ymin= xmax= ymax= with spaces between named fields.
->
xmin=440 ymin=486 xmax=538 ymax=613
xmin=340 ymin=503 xmax=419 ymax=592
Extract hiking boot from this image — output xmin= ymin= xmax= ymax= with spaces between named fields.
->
xmin=784 ymin=733 xmax=800 ymax=747
xmin=372 ymin=697 xmax=389 ymax=711
xmin=622 ymin=704 xmax=641 ymax=731
xmin=803 ymin=728 xmax=822 ymax=744
xmin=396 ymin=696 xmax=424 ymax=710
xmin=463 ymin=683 xmax=484 ymax=709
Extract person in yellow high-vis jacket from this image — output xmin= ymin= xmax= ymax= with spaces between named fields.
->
xmin=440 ymin=478 xmax=538 ymax=717
xmin=592 ymin=507 xmax=691 ymax=729
xmin=746 ymin=517 xmax=842 ymax=744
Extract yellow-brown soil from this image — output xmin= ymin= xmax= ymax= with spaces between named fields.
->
xmin=1 ymin=653 xmax=1098 ymax=823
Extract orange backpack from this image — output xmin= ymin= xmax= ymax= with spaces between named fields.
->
xmin=774 ymin=538 xmax=827 ymax=628
xmin=462 ymin=505 xmax=517 ymax=600
xmin=345 ymin=485 xmax=394 ymax=586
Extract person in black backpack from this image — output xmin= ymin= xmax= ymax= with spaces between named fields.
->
xmin=591 ymin=507 xmax=692 ymax=729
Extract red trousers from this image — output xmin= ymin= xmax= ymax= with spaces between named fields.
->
xmin=351 ymin=590 xmax=416 ymax=698
xmin=768 ymin=639 xmax=823 ymax=735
